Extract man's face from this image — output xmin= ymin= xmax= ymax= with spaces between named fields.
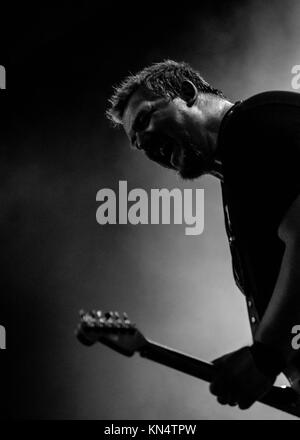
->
xmin=122 ymin=87 xmax=214 ymax=180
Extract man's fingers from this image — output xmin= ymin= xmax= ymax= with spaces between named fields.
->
xmin=238 ymin=399 xmax=254 ymax=410
xmin=217 ymin=396 xmax=228 ymax=405
xmin=227 ymin=395 xmax=238 ymax=407
xmin=209 ymin=347 xmax=275 ymax=411
xmin=210 ymin=379 xmax=238 ymax=407
xmin=209 ymin=381 xmax=219 ymax=396
xmin=209 ymin=375 xmax=227 ymax=396
xmin=210 ymin=371 xmax=236 ymax=407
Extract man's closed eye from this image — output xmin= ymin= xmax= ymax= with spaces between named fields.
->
xmin=133 ymin=109 xmax=153 ymax=133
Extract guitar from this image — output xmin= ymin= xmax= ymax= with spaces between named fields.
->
xmin=76 ymin=309 xmax=300 ymax=418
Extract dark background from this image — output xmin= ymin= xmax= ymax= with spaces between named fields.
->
xmin=1 ymin=1 xmax=299 ymax=419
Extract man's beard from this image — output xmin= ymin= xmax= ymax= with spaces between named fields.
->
xmin=177 ymin=144 xmax=213 ymax=181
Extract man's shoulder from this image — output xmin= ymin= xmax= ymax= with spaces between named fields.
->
xmin=221 ymin=90 xmax=300 ymax=138
xmin=238 ymin=90 xmax=300 ymax=112
xmin=220 ymin=90 xmax=300 ymax=186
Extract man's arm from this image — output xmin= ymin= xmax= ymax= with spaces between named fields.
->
xmin=209 ymin=194 xmax=300 ymax=409
xmin=254 ymin=194 xmax=300 ymax=365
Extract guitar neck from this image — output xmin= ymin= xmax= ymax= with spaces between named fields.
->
xmin=140 ymin=339 xmax=213 ymax=382
xmin=139 ymin=339 xmax=300 ymax=418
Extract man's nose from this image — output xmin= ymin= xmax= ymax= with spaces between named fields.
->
xmin=135 ymin=125 xmax=155 ymax=150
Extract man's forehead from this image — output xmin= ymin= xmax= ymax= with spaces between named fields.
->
xmin=122 ymin=87 xmax=158 ymax=135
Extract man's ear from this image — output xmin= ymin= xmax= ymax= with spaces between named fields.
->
xmin=181 ymin=80 xmax=198 ymax=106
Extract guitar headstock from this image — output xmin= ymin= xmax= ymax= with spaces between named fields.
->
xmin=76 ymin=310 xmax=147 ymax=356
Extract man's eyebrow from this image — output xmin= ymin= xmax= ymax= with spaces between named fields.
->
xmin=128 ymin=97 xmax=165 ymax=135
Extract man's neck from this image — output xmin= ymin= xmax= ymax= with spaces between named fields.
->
xmin=211 ymin=159 xmax=224 ymax=181
xmin=202 ymin=95 xmax=234 ymax=181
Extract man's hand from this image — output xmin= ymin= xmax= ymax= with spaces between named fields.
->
xmin=210 ymin=346 xmax=276 ymax=409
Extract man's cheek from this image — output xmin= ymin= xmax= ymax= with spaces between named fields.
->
xmin=149 ymin=115 xmax=169 ymax=135
xmin=157 ymin=108 xmax=182 ymax=131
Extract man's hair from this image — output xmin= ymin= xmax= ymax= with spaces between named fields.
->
xmin=106 ymin=59 xmax=225 ymax=125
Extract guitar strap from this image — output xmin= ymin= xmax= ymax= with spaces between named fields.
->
xmin=221 ymin=183 xmax=300 ymax=392
xmin=221 ymin=183 xmax=260 ymax=337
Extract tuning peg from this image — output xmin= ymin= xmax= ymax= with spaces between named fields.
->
xmin=110 ymin=311 xmax=121 ymax=321
xmin=100 ymin=311 xmax=113 ymax=327
xmin=123 ymin=312 xmax=130 ymax=322
xmin=113 ymin=311 xmax=122 ymax=326
xmin=110 ymin=311 xmax=123 ymax=328
xmin=105 ymin=312 xmax=114 ymax=323
xmin=91 ymin=310 xmax=105 ymax=327
xmin=81 ymin=314 xmax=96 ymax=327
xmin=122 ymin=312 xmax=134 ymax=329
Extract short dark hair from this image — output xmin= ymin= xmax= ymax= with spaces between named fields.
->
xmin=106 ymin=59 xmax=225 ymax=125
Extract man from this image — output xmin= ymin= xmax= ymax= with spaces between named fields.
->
xmin=106 ymin=60 xmax=300 ymax=410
